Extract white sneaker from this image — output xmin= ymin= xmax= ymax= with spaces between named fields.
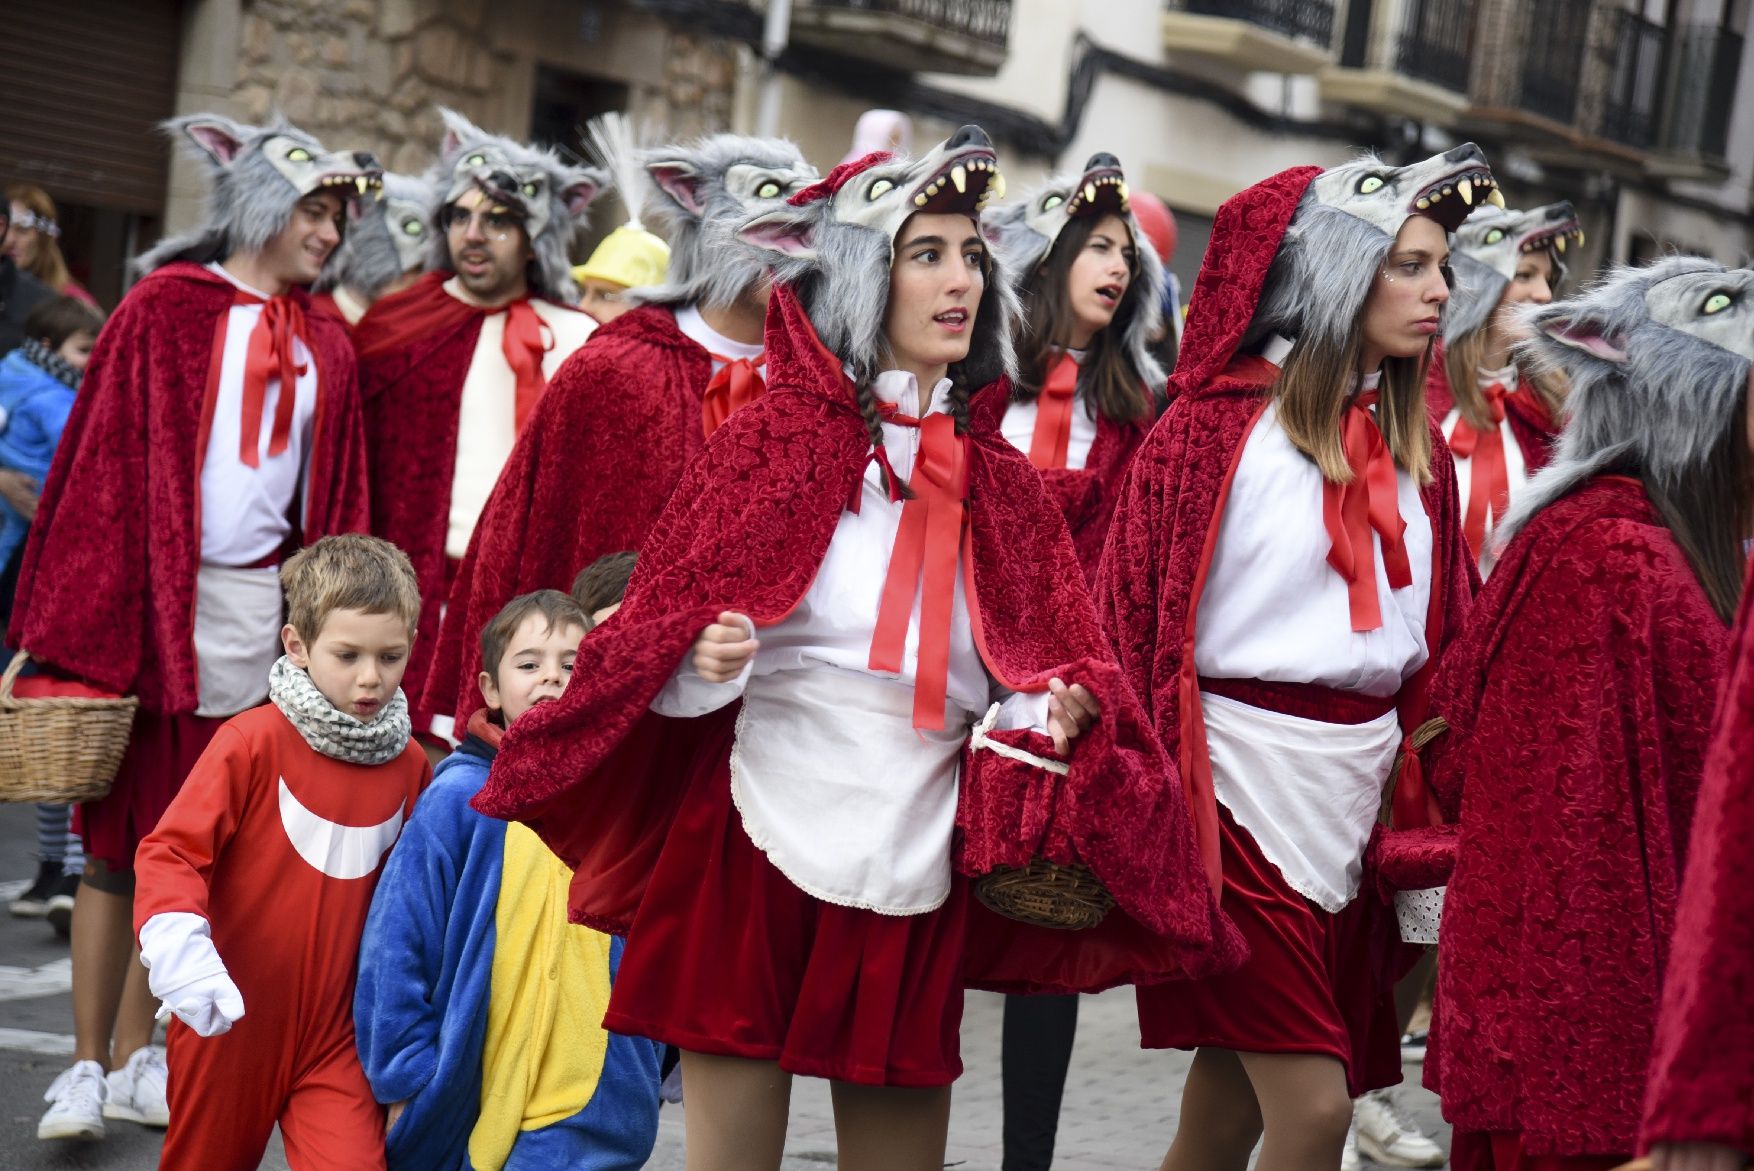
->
xmin=1341 ymin=1114 xmax=1363 ymax=1171
xmin=104 ymin=1044 xmax=170 ymax=1127
xmin=38 ymin=1060 xmax=107 ymax=1140
xmin=1355 ymin=1088 xmax=1445 ymax=1168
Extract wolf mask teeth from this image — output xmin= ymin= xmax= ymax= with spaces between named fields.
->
xmin=1444 ymin=200 xmax=1585 ymax=342
xmin=1307 ymin=144 xmax=1497 ymax=237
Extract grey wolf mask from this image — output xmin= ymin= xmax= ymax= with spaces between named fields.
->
xmin=1445 ymin=201 xmax=1583 ymax=342
xmin=137 ymin=114 xmax=384 ymax=275
xmin=314 ymin=171 xmax=437 ymax=297
xmin=1245 ymin=144 xmax=1498 ymax=355
xmin=634 ymin=135 xmax=819 ymax=312
xmin=427 ymin=108 xmax=606 ymax=302
xmin=983 ymin=152 xmax=1167 ymax=391
xmin=733 ymin=125 xmax=1018 ymax=389
xmin=1501 ymin=256 xmax=1754 ymax=540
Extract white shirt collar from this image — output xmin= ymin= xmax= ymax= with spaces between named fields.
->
xmin=1261 ymin=334 xmax=1296 ymax=368
xmin=674 ymin=304 xmax=763 ymax=361
xmin=206 ymin=261 xmax=272 ymax=301
xmin=870 ymin=368 xmax=954 ymax=417
xmin=1477 ymin=360 xmax=1518 ymax=389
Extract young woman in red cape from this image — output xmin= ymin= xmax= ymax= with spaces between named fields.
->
xmin=1417 ymin=257 xmax=1749 ymax=1170
xmin=1097 ymin=147 xmax=1496 ymax=1169
xmin=471 ymin=125 xmax=1237 ymax=1171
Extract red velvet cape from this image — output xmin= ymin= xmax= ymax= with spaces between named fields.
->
xmin=1095 ymin=167 xmax=1476 ymax=895
xmin=1425 ymin=342 xmax=1560 ymax=471
xmin=8 ymin=262 xmax=369 ymax=713
xmin=1421 ymin=476 xmax=1730 ymax=1155
xmin=1642 ymin=554 xmax=1754 ymax=1154
xmin=421 ymin=304 xmax=713 ymax=729
xmin=1038 ymin=410 xmax=1153 ymax=585
xmin=473 ymin=283 xmax=1243 ymax=994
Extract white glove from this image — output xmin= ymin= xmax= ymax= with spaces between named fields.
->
xmin=138 ymin=912 xmax=246 ymax=1037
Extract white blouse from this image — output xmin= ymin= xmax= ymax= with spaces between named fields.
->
xmin=999 ymin=349 xmax=1097 ymax=470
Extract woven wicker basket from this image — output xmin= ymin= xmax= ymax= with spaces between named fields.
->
xmin=0 ymin=651 xmax=138 ymax=804
xmin=973 ymin=858 xmax=1115 ymax=931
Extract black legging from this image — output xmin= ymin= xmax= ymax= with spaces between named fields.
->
xmin=1001 ymin=993 xmax=1080 ymax=1171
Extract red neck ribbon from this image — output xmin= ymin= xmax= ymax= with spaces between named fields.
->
xmin=500 ymin=299 xmax=553 ymax=432
xmin=1447 ymin=381 xmax=1511 ymax=560
xmin=701 ymin=352 xmax=767 ymax=437
xmin=866 ymin=405 xmax=969 ymax=731
xmin=1027 ymin=353 xmax=1079 ymax=470
xmin=1322 ymin=389 xmax=1411 ymax=632
xmin=235 ymin=289 xmax=309 ymax=467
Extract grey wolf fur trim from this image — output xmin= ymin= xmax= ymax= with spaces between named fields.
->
xmin=1445 ymin=201 xmax=1583 ymax=343
xmin=314 ymin=171 xmax=437 ymax=297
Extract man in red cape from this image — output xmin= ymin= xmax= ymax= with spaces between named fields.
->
xmin=16 ymin=113 xmax=378 ymax=1144
xmin=471 ymin=279 xmax=1243 ymax=994
xmin=420 ymin=134 xmax=818 ymax=732
xmin=354 ymin=109 xmax=602 ymax=739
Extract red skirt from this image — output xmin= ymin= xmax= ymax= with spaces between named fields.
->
xmin=1135 ymin=806 xmax=1403 ymax=1097
xmin=602 ymin=712 xmax=968 ymax=1087
xmin=75 ymin=711 xmax=224 ymax=870
xmin=1450 ymin=1132 xmax=1627 ymax=1171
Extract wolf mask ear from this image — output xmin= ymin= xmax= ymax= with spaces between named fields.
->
xmin=437 ymin=107 xmax=486 ymax=157
xmin=1542 ymin=317 xmax=1630 ymax=363
xmin=736 ymin=209 xmax=817 ymax=259
xmin=562 ymin=169 xmax=606 ymax=218
xmin=177 ymin=117 xmax=251 ymax=168
xmin=647 ymin=160 xmax=704 ymax=216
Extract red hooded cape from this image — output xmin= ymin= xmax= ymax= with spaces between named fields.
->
xmin=1095 ymin=167 xmax=1477 ymax=892
xmin=1037 ymin=411 xmax=1153 ymax=585
xmin=421 ymin=304 xmax=713 ymax=729
xmin=354 ymin=271 xmax=590 ymax=723
xmin=1421 ymin=476 xmax=1729 ymax=1155
xmin=8 ymin=262 xmax=369 ymax=713
xmin=1424 ymin=342 xmax=1560 ymax=470
xmin=1642 ymin=554 xmax=1754 ymax=1154
xmin=473 ymin=283 xmax=1243 ymax=994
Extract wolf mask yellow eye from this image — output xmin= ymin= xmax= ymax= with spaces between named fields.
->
xmin=1042 ymin=194 xmax=1065 ymax=211
xmin=465 ymin=153 xmax=486 ymax=167
xmin=401 ymin=218 xmax=424 ymax=236
xmin=1357 ymin=176 xmax=1385 ymax=195
xmin=866 ymin=179 xmax=894 ymax=201
xmin=756 ymin=180 xmax=782 ymax=199
xmin=1703 ymin=292 xmax=1735 ymax=315
xmin=287 ymin=148 xmax=312 ymax=163
xmin=1484 ymin=228 xmax=1505 ymax=244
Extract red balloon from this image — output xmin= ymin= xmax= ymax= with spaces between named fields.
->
xmin=1130 ymin=190 xmax=1177 ymax=265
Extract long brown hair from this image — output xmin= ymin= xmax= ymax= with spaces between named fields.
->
xmin=1637 ymin=384 xmax=1750 ymax=625
xmin=5 ymin=184 xmax=74 ymax=292
xmin=1276 ymin=325 xmax=1434 ymax=486
xmin=1014 ymin=214 xmax=1154 ymax=425
xmin=1443 ymin=312 xmax=1566 ymax=431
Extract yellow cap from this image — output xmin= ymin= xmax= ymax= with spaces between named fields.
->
xmin=572 ymin=224 xmax=670 ymax=291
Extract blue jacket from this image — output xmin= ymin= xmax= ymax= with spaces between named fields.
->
xmin=0 ymin=348 xmax=75 ymax=571
xmin=355 ymin=737 xmax=663 ymax=1171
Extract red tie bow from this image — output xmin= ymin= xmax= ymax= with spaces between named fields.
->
xmin=1448 ymin=382 xmax=1511 ymax=560
xmin=501 ymin=300 xmax=553 ymax=432
xmin=1026 ymin=353 xmax=1079 ymax=470
xmin=1322 ymin=389 xmax=1412 ymax=632
xmin=701 ymin=353 xmax=767 ymax=437
xmin=865 ymin=406 xmax=969 ymax=731
xmin=236 ymin=290 xmax=309 ymax=468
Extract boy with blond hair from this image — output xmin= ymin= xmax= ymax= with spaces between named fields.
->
xmin=133 ymin=534 xmax=430 ymax=1170
xmin=356 ymin=588 xmax=662 ymax=1171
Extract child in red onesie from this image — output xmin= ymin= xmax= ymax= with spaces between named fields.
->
xmin=131 ymin=535 xmax=430 ymax=1171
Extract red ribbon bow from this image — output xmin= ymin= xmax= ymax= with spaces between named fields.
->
xmin=1026 ymin=353 xmax=1079 ymax=470
xmin=1322 ymin=389 xmax=1411 ymax=632
xmin=236 ymin=290 xmax=308 ymax=468
xmin=501 ymin=299 xmax=553 ymax=432
xmin=701 ymin=353 xmax=767 ymax=437
xmin=867 ymin=408 xmax=969 ymax=731
xmin=1448 ymin=382 xmax=1511 ymax=560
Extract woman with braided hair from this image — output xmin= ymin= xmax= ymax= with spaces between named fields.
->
xmin=473 ymin=126 xmax=1235 ymax=1171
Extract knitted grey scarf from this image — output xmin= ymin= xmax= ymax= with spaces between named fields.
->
xmin=268 ymin=656 xmax=412 ymax=765
xmin=19 ymin=338 xmax=81 ymax=390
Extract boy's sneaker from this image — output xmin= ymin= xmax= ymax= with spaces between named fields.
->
xmin=1341 ymin=1115 xmax=1363 ymax=1171
xmin=38 ymin=1060 xmax=106 ymax=1140
xmin=1355 ymin=1088 xmax=1445 ymax=1167
xmin=45 ymin=871 xmax=79 ymax=938
xmin=104 ymin=1045 xmax=170 ymax=1127
xmin=9 ymin=861 xmax=61 ymax=918
xmin=1400 ymin=1028 xmax=1428 ymax=1064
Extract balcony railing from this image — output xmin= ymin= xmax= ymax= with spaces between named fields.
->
xmin=1600 ymin=10 xmax=1665 ymax=148
xmin=1517 ymin=0 xmax=1591 ymax=123
xmin=1395 ymin=0 xmax=1475 ymax=93
xmin=1660 ymin=23 xmax=1742 ymax=161
xmin=1183 ymin=0 xmax=1334 ymax=47
xmin=801 ymin=0 xmax=1011 ymax=51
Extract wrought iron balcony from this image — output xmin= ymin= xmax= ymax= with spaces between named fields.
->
xmin=1599 ymin=10 xmax=1664 ymax=150
xmin=1655 ymin=22 xmax=1742 ymax=168
xmin=1515 ymin=0 xmax=1590 ymax=125
xmin=1161 ymin=0 xmax=1336 ymax=74
xmin=1323 ymin=0 xmax=1473 ymax=124
xmin=1183 ymin=0 xmax=1333 ymax=45
xmin=1395 ymin=0 xmax=1473 ymax=93
xmin=786 ymin=0 xmax=1012 ymax=75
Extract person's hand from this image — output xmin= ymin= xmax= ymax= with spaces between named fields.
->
xmin=0 ymin=469 xmax=41 ymax=520
xmin=1647 ymin=1143 xmax=1748 ymax=1171
xmin=159 ymin=972 xmax=246 ymax=1037
xmin=691 ymin=612 xmax=758 ymax=683
xmin=385 ymin=1100 xmax=408 ymax=1134
xmin=1046 ymin=677 xmax=1101 ymax=756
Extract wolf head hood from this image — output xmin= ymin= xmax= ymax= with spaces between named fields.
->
xmin=427 ymin=108 xmax=606 ymax=303
xmin=733 ymin=124 xmax=1018 ymax=389
xmin=1445 ymin=200 xmax=1584 ymax=343
xmin=136 ymin=114 xmax=384 ymax=275
xmin=983 ymin=151 xmax=1167 ymax=391
xmin=1502 ymin=256 xmax=1754 ymax=538
xmin=633 ymin=134 xmax=818 ymax=312
xmin=314 ymin=171 xmax=436 ymax=298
